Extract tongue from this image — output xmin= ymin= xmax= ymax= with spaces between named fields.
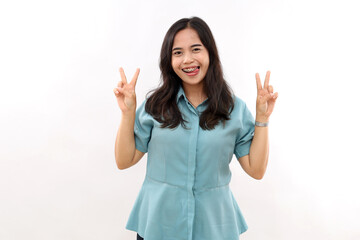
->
xmin=185 ymin=67 xmax=199 ymax=76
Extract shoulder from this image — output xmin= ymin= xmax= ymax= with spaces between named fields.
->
xmin=136 ymin=98 xmax=153 ymax=121
xmin=230 ymin=94 xmax=254 ymax=122
xmin=137 ymin=98 xmax=147 ymax=111
xmin=232 ymin=95 xmax=248 ymax=114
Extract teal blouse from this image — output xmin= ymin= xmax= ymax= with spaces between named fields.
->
xmin=125 ymin=85 xmax=255 ymax=240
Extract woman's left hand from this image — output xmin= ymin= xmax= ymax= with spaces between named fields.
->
xmin=255 ymin=71 xmax=278 ymax=122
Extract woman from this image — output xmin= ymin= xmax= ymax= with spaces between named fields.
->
xmin=114 ymin=17 xmax=278 ymax=240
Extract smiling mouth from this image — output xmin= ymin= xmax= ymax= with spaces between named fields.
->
xmin=182 ymin=66 xmax=200 ymax=73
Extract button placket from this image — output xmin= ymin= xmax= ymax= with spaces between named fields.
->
xmin=187 ymin=113 xmax=199 ymax=240
xmin=186 ymin=100 xmax=200 ymax=116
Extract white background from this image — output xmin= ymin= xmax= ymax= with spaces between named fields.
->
xmin=1 ymin=0 xmax=359 ymax=239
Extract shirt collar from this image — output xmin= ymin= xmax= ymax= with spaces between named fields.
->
xmin=176 ymin=85 xmax=209 ymax=107
xmin=176 ymin=85 xmax=186 ymax=103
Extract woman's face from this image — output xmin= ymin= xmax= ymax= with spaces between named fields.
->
xmin=171 ymin=28 xmax=210 ymax=88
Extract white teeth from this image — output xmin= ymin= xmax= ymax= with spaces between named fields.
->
xmin=183 ymin=67 xmax=198 ymax=72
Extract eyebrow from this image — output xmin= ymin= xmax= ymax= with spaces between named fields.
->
xmin=172 ymin=44 xmax=203 ymax=51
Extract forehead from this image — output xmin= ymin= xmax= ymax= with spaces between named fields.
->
xmin=173 ymin=28 xmax=202 ymax=47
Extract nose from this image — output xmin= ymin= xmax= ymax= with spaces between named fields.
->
xmin=183 ymin=52 xmax=194 ymax=64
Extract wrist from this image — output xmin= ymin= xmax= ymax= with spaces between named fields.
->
xmin=255 ymin=115 xmax=269 ymax=123
xmin=121 ymin=109 xmax=136 ymax=119
xmin=255 ymin=121 xmax=269 ymax=127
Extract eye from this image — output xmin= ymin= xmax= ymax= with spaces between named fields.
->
xmin=192 ymin=48 xmax=201 ymax=52
xmin=173 ymin=51 xmax=182 ymax=56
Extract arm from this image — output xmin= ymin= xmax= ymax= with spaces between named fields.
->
xmin=238 ymin=71 xmax=278 ymax=180
xmin=113 ymin=67 xmax=145 ymax=170
xmin=238 ymin=118 xmax=269 ymax=180
xmin=115 ymin=112 xmax=145 ymax=170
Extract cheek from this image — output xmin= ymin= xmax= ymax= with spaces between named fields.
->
xmin=171 ymin=59 xmax=180 ymax=71
xmin=204 ymin=58 xmax=210 ymax=71
xmin=203 ymin=51 xmax=210 ymax=67
xmin=201 ymin=57 xmax=210 ymax=70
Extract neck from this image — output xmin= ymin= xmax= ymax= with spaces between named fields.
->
xmin=182 ymin=82 xmax=207 ymax=104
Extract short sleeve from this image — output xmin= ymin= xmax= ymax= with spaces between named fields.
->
xmin=234 ymin=101 xmax=255 ymax=159
xmin=133 ymin=99 xmax=153 ymax=153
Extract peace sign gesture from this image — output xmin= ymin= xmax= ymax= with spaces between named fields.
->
xmin=113 ymin=67 xmax=140 ymax=113
xmin=255 ymin=71 xmax=278 ymax=122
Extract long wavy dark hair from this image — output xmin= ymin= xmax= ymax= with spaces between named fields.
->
xmin=145 ymin=16 xmax=235 ymax=130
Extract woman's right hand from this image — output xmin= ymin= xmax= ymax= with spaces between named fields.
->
xmin=113 ymin=67 xmax=140 ymax=113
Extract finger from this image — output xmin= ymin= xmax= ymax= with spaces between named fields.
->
xmin=268 ymin=85 xmax=273 ymax=93
xmin=114 ymin=87 xmax=124 ymax=95
xmin=117 ymin=81 xmax=124 ymax=88
xmin=267 ymin=102 xmax=275 ymax=116
xmin=255 ymin=73 xmax=262 ymax=91
xmin=263 ymin=92 xmax=273 ymax=102
xmin=119 ymin=67 xmax=128 ymax=84
xmin=267 ymin=96 xmax=278 ymax=114
xmin=267 ymin=93 xmax=278 ymax=113
xmin=273 ymin=92 xmax=278 ymax=99
xmin=114 ymin=87 xmax=127 ymax=97
xmin=115 ymin=86 xmax=133 ymax=98
xmin=130 ymin=68 xmax=140 ymax=87
xmin=264 ymin=71 xmax=270 ymax=89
